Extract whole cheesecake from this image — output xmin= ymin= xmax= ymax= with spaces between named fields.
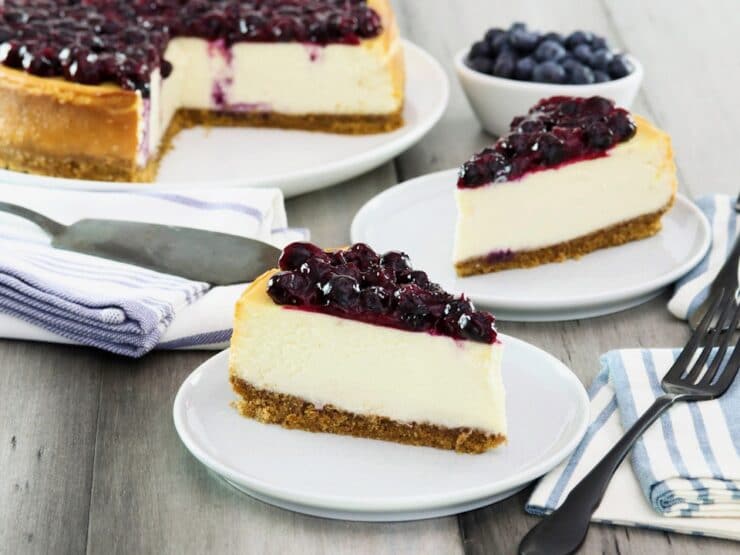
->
xmin=0 ymin=0 xmax=404 ymax=182
xmin=454 ymin=96 xmax=677 ymax=276
xmin=229 ymin=242 xmax=506 ymax=454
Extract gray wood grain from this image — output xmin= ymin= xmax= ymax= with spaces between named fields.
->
xmin=0 ymin=341 xmax=102 ymax=555
xmin=0 ymin=1 xmax=738 ymax=554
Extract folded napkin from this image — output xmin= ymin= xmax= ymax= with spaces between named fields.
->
xmin=527 ymin=349 xmax=739 ymax=540
xmin=0 ymin=185 xmax=307 ymax=357
xmin=669 ymin=194 xmax=738 ymax=321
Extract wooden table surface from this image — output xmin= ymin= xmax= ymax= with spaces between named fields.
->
xmin=2 ymin=1 xmax=739 ymax=553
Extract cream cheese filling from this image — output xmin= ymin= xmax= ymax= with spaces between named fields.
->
xmin=453 ymin=132 xmax=676 ymax=263
xmin=138 ymin=37 xmax=402 ymax=165
xmin=230 ymin=300 xmax=506 ymax=436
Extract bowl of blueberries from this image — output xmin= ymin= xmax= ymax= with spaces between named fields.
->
xmin=455 ymin=22 xmax=643 ymax=136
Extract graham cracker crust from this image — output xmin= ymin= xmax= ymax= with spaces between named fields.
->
xmin=0 ymin=107 xmax=403 ymax=183
xmin=230 ymin=376 xmax=506 ymax=454
xmin=456 ymin=205 xmax=673 ymax=277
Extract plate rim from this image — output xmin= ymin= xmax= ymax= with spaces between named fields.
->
xmin=0 ymin=40 xmax=449 ymax=197
xmin=350 ymin=168 xmax=711 ymax=311
xmin=173 ymin=333 xmax=590 ymax=513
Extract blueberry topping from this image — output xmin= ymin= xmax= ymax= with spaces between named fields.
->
xmin=465 ymin=23 xmax=633 ymax=85
xmin=267 ymin=243 xmax=498 ymax=344
xmin=458 ymin=96 xmax=636 ymax=187
xmin=0 ymin=1 xmax=384 ymax=95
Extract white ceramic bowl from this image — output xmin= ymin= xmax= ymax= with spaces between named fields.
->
xmin=454 ymin=48 xmax=644 ymax=136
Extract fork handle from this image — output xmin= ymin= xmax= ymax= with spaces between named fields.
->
xmin=519 ymin=394 xmax=679 ymax=555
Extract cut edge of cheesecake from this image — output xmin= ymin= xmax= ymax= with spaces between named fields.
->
xmin=229 ymin=269 xmax=507 ymax=454
xmin=0 ymin=0 xmax=405 ymax=183
xmin=454 ymin=114 xmax=678 ymax=277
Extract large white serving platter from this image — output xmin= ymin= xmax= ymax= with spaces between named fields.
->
xmin=0 ymin=40 xmax=448 ymax=198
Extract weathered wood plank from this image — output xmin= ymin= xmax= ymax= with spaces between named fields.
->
xmin=0 ymin=341 xmax=102 ymax=555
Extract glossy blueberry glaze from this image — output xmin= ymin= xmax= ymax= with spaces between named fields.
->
xmin=458 ymin=96 xmax=637 ymax=188
xmin=0 ymin=1 xmax=383 ymax=96
xmin=267 ymin=242 xmax=499 ymax=344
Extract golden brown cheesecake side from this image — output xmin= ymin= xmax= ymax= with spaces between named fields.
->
xmin=0 ymin=0 xmax=405 ymax=183
xmin=0 ymin=65 xmax=144 ymax=181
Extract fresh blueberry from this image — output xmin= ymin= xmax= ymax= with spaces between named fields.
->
xmin=486 ymin=29 xmax=509 ymax=55
xmin=565 ymin=30 xmax=593 ymax=48
xmin=484 ymin=27 xmax=506 ymax=46
xmin=509 ymin=28 xmax=539 ymax=52
xmin=572 ymin=43 xmax=593 ymax=64
xmin=508 ymin=21 xmax=527 ymax=33
xmin=561 ymin=57 xmax=580 ymax=73
xmin=469 ymin=40 xmax=492 ymax=59
xmin=534 ymin=39 xmax=566 ymax=61
xmin=591 ymin=35 xmax=608 ymax=50
xmin=590 ymin=48 xmax=613 ymax=70
xmin=541 ymin=31 xmax=565 ymax=45
xmin=593 ymin=70 xmax=610 ymax=82
xmin=468 ymin=56 xmax=493 ymax=74
xmin=514 ymin=55 xmax=536 ymax=80
xmin=492 ymin=50 xmax=516 ymax=78
xmin=532 ymin=60 xmax=566 ymax=83
xmin=607 ymin=54 xmax=633 ymax=78
xmin=566 ymin=62 xmax=595 ymax=84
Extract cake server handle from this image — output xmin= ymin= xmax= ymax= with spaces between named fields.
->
xmin=0 ymin=202 xmax=66 ymax=237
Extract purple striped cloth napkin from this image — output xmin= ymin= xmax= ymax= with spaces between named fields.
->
xmin=0 ymin=185 xmax=307 ymax=357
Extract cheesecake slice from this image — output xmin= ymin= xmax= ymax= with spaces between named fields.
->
xmin=454 ymin=96 xmax=677 ymax=276
xmin=0 ymin=0 xmax=404 ymax=182
xmin=229 ymin=242 xmax=506 ymax=454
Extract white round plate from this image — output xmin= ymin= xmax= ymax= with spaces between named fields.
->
xmin=0 ymin=40 xmax=448 ymax=198
xmin=173 ymin=335 xmax=589 ymax=522
xmin=351 ymin=169 xmax=711 ymax=322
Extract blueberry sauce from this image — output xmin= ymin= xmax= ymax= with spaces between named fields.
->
xmin=267 ymin=242 xmax=499 ymax=344
xmin=0 ymin=1 xmax=383 ymax=96
xmin=458 ymin=96 xmax=637 ymax=188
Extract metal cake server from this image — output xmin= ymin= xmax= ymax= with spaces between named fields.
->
xmin=0 ymin=201 xmax=281 ymax=286
xmin=688 ymin=192 xmax=740 ymax=330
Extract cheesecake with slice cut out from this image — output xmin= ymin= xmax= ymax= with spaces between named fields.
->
xmin=0 ymin=0 xmax=404 ymax=183
xmin=454 ymin=96 xmax=677 ymax=276
xmin=229 ymin=242 xmax=506 ymax=454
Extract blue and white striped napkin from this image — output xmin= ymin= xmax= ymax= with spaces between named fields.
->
xmin=0 ymin=184 xmax=307 ymax=357
xmin=527 ymin=349 xmax=740 ymax=540
xmin=669 ymin=194 xmax=738 ymax=321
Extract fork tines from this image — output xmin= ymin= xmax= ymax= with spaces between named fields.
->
xmin=663 ymin=286 xmax=740 ymax=398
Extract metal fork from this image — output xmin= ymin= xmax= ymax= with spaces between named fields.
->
xmin=519 ymin=286 xmax=740 ymax=555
